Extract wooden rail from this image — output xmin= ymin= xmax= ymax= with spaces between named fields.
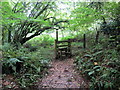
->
xmin=55 ymin=34 xmax=86 ymax=59
xmin=55 ymin=39 xmax=71 ymax=59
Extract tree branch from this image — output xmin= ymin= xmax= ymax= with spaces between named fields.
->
xmin=53 ymin=20 xmax=69 ymax=25
xmin=28 ymin=2 xmax=39 ymax=17
xmin=34 ymin=3 xmax=50 ymax=19
xmin=12 ymin=2 xmax=19 ymax=12
xmin=44 ymin=17 xmax=56 ymax=20
xmin=22 ymin=20 xmax=69 ymax=43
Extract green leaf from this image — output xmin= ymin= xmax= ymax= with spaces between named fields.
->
xmin=93 ymin=66 xmax=101 ymax=70
xmin=88 ymin=71 xmax=95 ymax=76
xmin=93 ymin=51 xmax=103 ymax=56
xmin=84 ymin=54 xmax=92 ymax=58
xmin=37 ymin=67 xmax=41 ymax=72
xmin=9 ymin=58 xmax=22 ymax=63
xmin=12 ymin=66 xmax=16 ymax=72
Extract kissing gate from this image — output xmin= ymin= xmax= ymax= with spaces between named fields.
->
xmin=55 ymin=39 xmax=72 ymax=59
xmin=54 ymin=29 xmax=86 ymax=59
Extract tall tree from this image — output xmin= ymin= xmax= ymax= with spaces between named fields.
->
xmin=1 ymin=1 xmax=68 ymax=45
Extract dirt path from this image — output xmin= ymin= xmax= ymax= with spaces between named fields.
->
xmin=37 ymin=58 xmax=89 ymax=88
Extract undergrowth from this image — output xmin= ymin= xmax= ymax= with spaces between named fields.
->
xmin=1 ymin=43 xmax=53 ymax=88
xmin=74 ymin=35 xmax=120 ymax=89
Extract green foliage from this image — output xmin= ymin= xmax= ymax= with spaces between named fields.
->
xmin=1 ymin=2 xmax=27 ymax=25
xmin=1 ymin=43 xmax=51 ymax=88
xmin=28 ymin=34 xmax=54 ymax=47
xmin=2 ymin=1 xmax=120 ymax=89
xmin=69 ymin=2 xmax=101 ymax=31
xmin=68 ymin=2 xmax=120 ymax=39
xmin=103 ymin=2 xmax=120 ymax=19
xmin=1 ymin=1 xmax=68 ymax=45
xmin=60 ymin=35 xmax=75 ymax=41
xmin=70 ymin=6 xmax=96 ymax=25
xmin=75 ymin=46 xmax=120 ymax=89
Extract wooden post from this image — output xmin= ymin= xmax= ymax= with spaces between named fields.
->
xmin=55 ymin=29 xmax=58 ymax=59
xmin=95 ymin=31 xmax=99 ymax=44
xmin=68 ymin=39 xmax=71 ymax=57
xmin=55 ymin=39 xmax=57 ymax=59
xmin=83 ymin=34 xmax=86 ymax=49
xmin=56 ymin=29 xmax=58 ymax=41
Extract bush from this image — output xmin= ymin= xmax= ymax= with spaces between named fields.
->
xmin=75 ymin=47 xmax=120 ymax=89
xmin=28 ymin=34 xmax=54 ymax=48
xmin=1 ymin=43 xmax=51 ymax=88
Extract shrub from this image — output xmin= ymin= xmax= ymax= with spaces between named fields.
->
xmin=28 ymin=34 xmax=54 ymax=48
xmin=75 ymin=47 xmax=120 ymax=89
xmin=1 ymin=43 xmax=51 ymax=88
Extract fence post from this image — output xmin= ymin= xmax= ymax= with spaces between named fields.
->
xmin=95 ymin=31 xmax=99 ymax=44
xmin=55 ymin=39 xmax=57 ymax=59
xmin=83 ymin=34 xmax=86 ymax=49
xmin=68 ymin=39 xmax=71 ymax=57
xmin=55 ymin=29 xmax=58 ymax=59
xmin=56 ymin=29 xmax=58 ymax=41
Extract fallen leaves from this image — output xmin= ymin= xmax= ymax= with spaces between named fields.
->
xmin=2 ymin=75 xmax=19 ymax=89
xmin=3 ymin=81 xmax=10 ymax=86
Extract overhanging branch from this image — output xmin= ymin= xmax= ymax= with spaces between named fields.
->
xmin=53 ymin=20 xmax=69 ymax=25
xmin=20 ymin=20 xmax=69 ymax=44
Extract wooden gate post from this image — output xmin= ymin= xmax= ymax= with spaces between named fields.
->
xmin=56 ymin=29 xmax=58 ymax=41
xmin=55 ymin=29 xmax=58 ymax=59
xmin=55 ymin=39 xmax=58 ymax=59
xmin=83 ymin=34 xmax=86 ymax=49
xmin=68 ymin=39 xmax=71 ymax=57
xmin=95 ymin=31 xmax=99 ymax=44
